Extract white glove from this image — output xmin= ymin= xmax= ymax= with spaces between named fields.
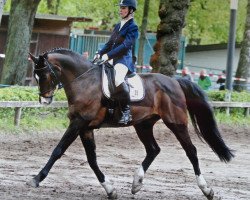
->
xmin=93 ymin=53 xmax=100 ymax=60
xmin=101 ymin=54 xmax=109 ymax=62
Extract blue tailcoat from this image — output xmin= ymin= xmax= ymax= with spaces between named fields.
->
xmin=99 ymin=18 xmax=138 ymax=73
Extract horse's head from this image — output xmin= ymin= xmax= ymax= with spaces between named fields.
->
xmin=29 ymin=53 xmax=61 ymax=105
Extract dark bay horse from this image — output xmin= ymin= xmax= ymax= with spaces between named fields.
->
xmin=28 ymin=48 xmax=234 ymax=199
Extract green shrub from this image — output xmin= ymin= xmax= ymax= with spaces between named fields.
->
xmin=0 ymin=86 xmax=67 ymax=101
xmin=2 ymin=87 xmax=249 ymax=102
xmin=207 ymin=90 xmax=250 ymax=116
xmin=208 ymin=90 xmax=250 ymax=102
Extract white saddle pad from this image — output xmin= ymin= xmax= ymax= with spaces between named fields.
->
xmin=102 ymin=68 xmax=145 ymax=102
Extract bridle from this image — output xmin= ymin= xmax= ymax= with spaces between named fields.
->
xmin=33 ymin=58 xmax=62 ymax=98
xmin=33 ymin=57 xmax=99 ymax=98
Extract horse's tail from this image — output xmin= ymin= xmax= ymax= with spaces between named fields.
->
xmin=176 ymin=78 xmax=235 ymax=162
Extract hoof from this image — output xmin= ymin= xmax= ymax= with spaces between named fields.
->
xmin=26 ymin=178 xmax=39 ymax=188
xmin=107 ymin=189 xmax=118 ymax=199
xmin=131 ymin=184 xmax=143 ymax=195
xmin=204 ymin=188 xmax=214 ymax=200
xmin=131 ymin=178 xmax=143 ymax=194
xmin=132 ymin=165 xmax=144 ymax=195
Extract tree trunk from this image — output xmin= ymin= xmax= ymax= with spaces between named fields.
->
xmin=234 ymin=0 xmax=250 ymax=91
xmin=0 ymin=0 xmax=41 ymax=85
xmin=137 ymin=0 xmax=150 ymax=72
xmin=0 ymin=0 xmax=7 ymax=24
xmin=150 ymin=0 xmax=190 ymax=76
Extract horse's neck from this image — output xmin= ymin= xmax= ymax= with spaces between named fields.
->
xmin=59 ymin=57 xmax=94 ymax=84
xmin=62 ymin=65 xmax=101 ymax=105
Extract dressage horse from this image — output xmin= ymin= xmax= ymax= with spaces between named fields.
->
xmin=27 ymin=48 xmax=234 ymax=199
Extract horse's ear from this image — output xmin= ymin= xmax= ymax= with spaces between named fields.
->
xmin=29 ymin=53 xmax=39 ymax=64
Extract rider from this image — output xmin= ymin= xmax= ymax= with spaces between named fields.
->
xmin=95 ymin=0 xmax=139 ymax=124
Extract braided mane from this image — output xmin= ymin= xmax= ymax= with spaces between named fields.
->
xmin=43 ymin=48 xmax=82 ymax=60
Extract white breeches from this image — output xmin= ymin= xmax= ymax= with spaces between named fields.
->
xmin=114 ymin=63 xmax=128 ymax=87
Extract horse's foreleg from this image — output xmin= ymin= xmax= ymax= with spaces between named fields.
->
xmin=79 ymin=130 xmax=117 ymax=199
xmin=132 ymin=121 xmax=160 ymax=194
xmin=27 ymin=120 xmax=79 ymax=188
xmin=166 ymin=123 xmax=214 ymax=200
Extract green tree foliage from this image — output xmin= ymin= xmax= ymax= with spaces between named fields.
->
xmin=37 ymin=0 xmax=248 ymax=45
xmin=185 ymin=0 xmax=247 ymax=44
xmin=2 ymin=0 xmax=247 ymax=44
xmin=31 ymin=0 xmax=159 ymax=31
xmin=33 ymin=0 xmax=159 ymax=31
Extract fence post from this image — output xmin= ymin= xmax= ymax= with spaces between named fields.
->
xmin=245 ymin=107 xmax=250 ymax=117
xmin=225 ymin=92 xmax=231 ymax=116
xmin=226 ymin=107 xmax=230 ymax=116
xmin=14 ymin=107 xmax=22 ymax=126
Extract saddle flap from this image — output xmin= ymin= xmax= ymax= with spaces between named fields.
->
xmin=102 ymin=65 xmax=145 ymax=102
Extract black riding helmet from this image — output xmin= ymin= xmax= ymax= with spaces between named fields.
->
xmin=118 ymin=0 xmax=137 ymax=12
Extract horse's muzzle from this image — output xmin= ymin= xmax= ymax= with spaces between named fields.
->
xmin=39 ymin=96 xmax=53 ymax=105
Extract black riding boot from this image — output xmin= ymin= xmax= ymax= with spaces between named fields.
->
xmin=113 ymin=82 xmax=132 ymax=124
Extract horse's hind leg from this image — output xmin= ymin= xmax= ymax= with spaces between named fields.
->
xmin=79 ymin=130 xmax=117 ymax=199
xmin=165 ymin=122 xmax=214 ymax=200
xmin=132 ymin=119 xmax=161 ymax=194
